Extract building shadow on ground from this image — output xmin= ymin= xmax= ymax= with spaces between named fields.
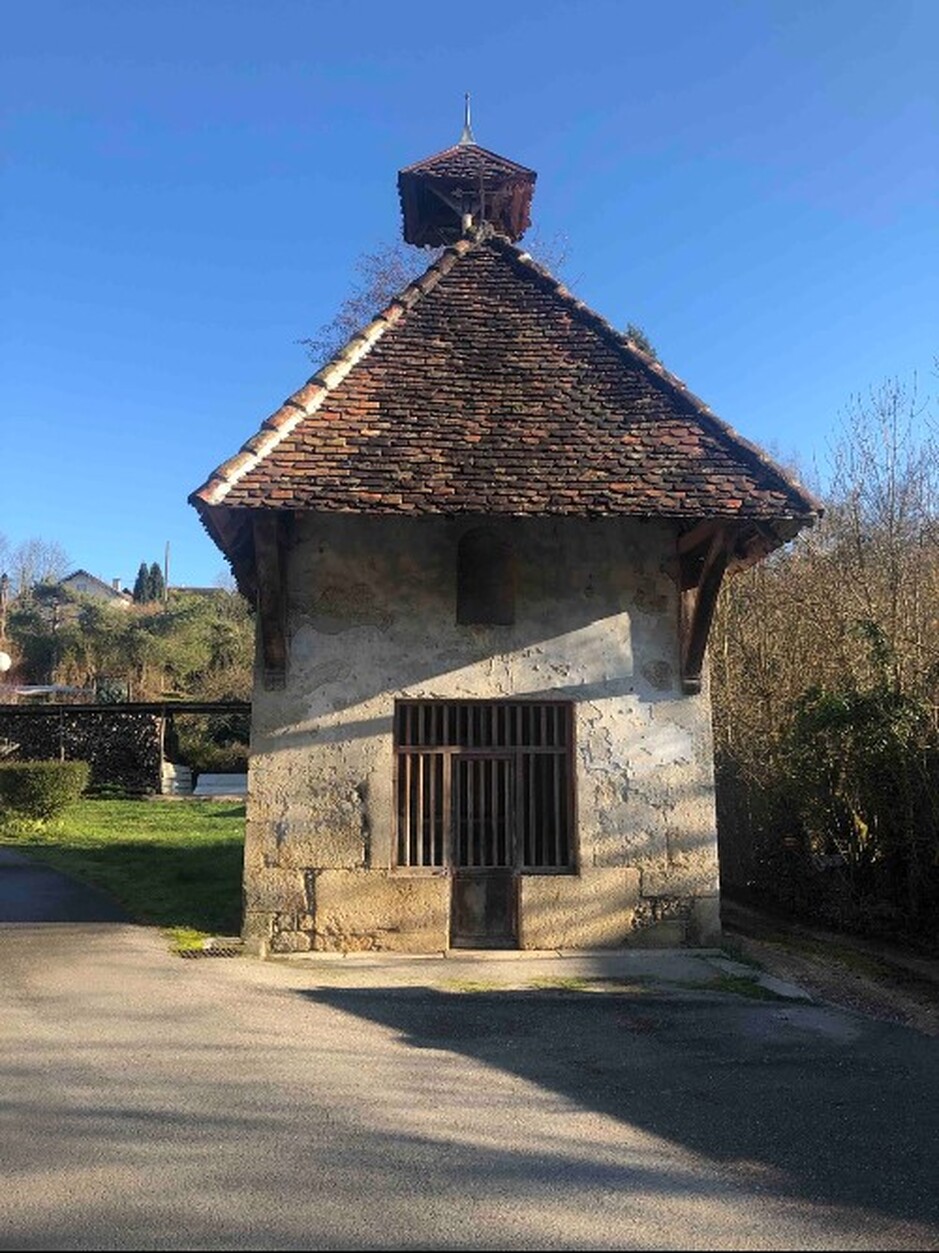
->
xmin=302 ymin=983 xmax=939 ymax=1232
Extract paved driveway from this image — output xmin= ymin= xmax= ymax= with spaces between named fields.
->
xmin=1 ymin=912 xmax=937 ymax=1251
xmin=0 ymin=847 xmax=131 ymax=922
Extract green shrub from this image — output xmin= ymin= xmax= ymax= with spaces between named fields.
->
xmin=180 ymin=741 xmax=249 ymax=776
xmin=0 ymin=760 xmax=91 ymax=821
xmin=173 ymin=711 xmax=250 ymax=776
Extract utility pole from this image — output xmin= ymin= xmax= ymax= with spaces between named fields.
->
xmin=164 ymin=541 xmax=170 ymax=605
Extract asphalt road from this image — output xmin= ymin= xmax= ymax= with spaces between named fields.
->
xmin=2 ymin=915 xmax=938 ymax=1251
xmin=0 ymin=847 xmax=131 ymax=922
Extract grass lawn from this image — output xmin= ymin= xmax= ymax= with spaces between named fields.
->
xmin=0 ymin=798 xmax=245 ymax=938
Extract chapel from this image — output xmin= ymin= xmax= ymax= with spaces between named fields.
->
xmin=190 ymin=113 xmax=819 ymax=954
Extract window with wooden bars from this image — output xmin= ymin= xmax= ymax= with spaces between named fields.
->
xmin=394 ymin=700 xmax=575 ymax=872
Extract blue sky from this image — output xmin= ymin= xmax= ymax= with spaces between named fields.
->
xmin=2 ymin=0 xmax=937 ymax=589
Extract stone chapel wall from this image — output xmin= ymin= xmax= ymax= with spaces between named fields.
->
xmin=243 ymin=514 xmax=720 ymax=953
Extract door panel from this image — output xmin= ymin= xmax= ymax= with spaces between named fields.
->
xmin=450 ymin=754 xmax=517 ymax=947
xmin=450 ymin=870 xmax=517 ymax=948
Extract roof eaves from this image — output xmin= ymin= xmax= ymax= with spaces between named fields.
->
xmin=504 ymin=239 xmax=824 ymax=520
xmin=189 ymin=239 xmax=474 ymax=508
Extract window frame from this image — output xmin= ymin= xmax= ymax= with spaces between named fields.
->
xmin=393 ymin=698 xmax=578 ymax=876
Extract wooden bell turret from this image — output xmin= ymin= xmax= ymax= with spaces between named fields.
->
xmin=397 ymin=96 xmax=537 ymax=246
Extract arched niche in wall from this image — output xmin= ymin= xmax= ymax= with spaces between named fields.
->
xmin=456 ymin=527 xmax=516 ymax=626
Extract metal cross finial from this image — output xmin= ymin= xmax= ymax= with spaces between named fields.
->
xmin=458 ymin=92 xmax=475 ymax=145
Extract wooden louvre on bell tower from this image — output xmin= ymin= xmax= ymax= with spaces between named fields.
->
xmin=397 ymin=102 xmax=537 ymax=246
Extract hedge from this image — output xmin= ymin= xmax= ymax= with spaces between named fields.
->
xmin=0 ymin=760 xmax=91 ymax=821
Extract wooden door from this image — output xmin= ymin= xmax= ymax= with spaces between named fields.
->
xmin=450 ymin=754 xmax=517 ymax=948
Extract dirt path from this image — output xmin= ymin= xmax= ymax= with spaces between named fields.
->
xmin=722 ymin=899 xmax=939 ymax=1038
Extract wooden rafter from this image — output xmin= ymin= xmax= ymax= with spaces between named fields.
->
xmin=677 ymin=520 xmax=723 ymax=556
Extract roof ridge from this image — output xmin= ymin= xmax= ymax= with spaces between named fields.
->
xmin=64 ymin=568 xmax=113 ymax=586
xmin=62 ymin=569 xmax=130 ymax=595
xmin=490 ymin=236 xmax=822 ymax=517
xmin=190 ymin=239 xmax=476 ymax=507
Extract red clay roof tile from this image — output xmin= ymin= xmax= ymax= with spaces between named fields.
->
xmin=191 ymin=235 xmax=821 ymax=546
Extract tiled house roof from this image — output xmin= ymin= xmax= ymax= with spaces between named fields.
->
xmin=60 ymin=570 xmax=132 ymax=602
xmin=191 ymin=234 xmax=820 ymax=572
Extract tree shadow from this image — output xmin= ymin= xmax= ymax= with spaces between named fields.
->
xmin=0 ymin=840 xmax=242 ymax=933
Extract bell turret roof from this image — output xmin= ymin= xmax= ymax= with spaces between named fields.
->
xmin=397 ymin=114 xmax=537 ymax=245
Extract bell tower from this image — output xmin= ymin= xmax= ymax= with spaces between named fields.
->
xmin=397 ymin=97 xmax=537 ymax=246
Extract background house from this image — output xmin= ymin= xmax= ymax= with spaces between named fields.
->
xmin=59 ymin=569 xmax=133 ymax=608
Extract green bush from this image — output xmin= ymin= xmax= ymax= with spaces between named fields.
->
xmin=183 ymin=741 xmax=249 ymax=776
xmin=173 ymin=711 xmax=250 ymax=776
xmin=0 ymin=760 xmax=91 ymax=821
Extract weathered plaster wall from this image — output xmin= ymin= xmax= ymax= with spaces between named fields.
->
xmin=244 ymin=515 xmax=720 ymax=954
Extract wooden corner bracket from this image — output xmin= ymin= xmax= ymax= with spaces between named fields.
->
xmin=677 ymin=524 xmax=730 ymax=695
xmin=253 ymin=514 xmax=287 ymax=691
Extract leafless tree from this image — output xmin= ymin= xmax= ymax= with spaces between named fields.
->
xmin=300 ymin=232 xmax=574 ymax=369
xmin=299 ymin=241 xmax=442 ymax=367
xmin=710 ymin=371 xmax=939 ymax=931
xmin=7 ymin=538 xmax=71 ymax=598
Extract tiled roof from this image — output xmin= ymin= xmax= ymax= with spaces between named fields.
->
xmin=399 ymin=142 xmax=535 ymax=186
xmin=191 ymin=235 xmax=820 ymax=534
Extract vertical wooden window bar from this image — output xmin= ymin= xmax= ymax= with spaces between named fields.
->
xmin=395 ymin=700 xmax=575 ymax=871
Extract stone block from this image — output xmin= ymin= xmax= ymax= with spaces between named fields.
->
xmin=242 ymin=867 xmax=308 ymax=915
xmin=519 ymin=868 xmax=640 ymax=950
xmin=312 ymin=870 xmax=449 ymax=952
xmin=242 ymin=910 xmax=273 ymax=957
xmin=687 ymin=895 xmax=722 ymax=946
xmin=274 ymin=823 xmax=365 ymax=871
xmin=246 ymin=775 xmax=369 ymax=870
xmin=641 ymin=859 xmax=720 ymax=898
xmin=269 ymin=929 xmax=313 ymax=954
xmin=627 ymin=919 xmax=687 ymax=948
